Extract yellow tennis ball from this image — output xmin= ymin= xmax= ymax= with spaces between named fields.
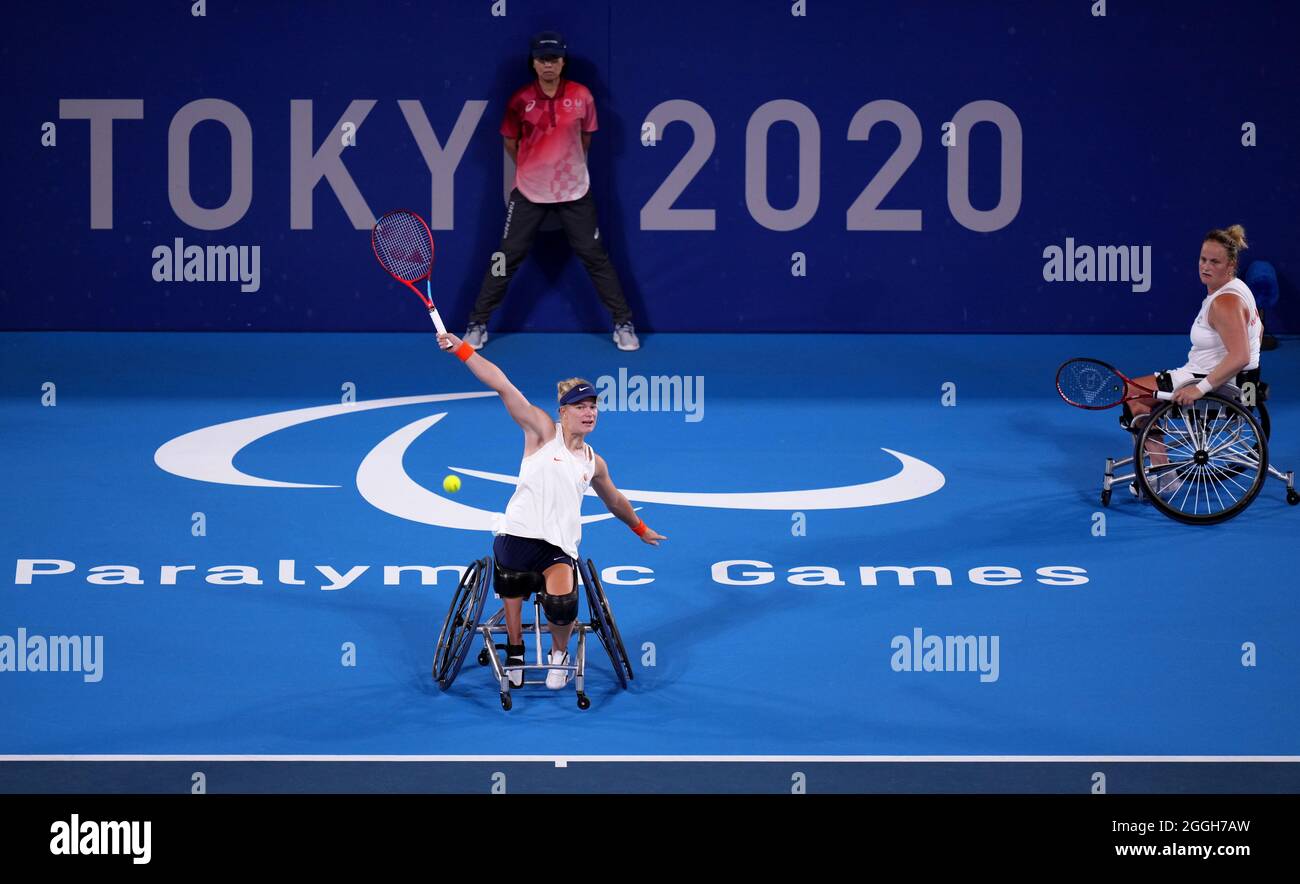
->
xmin=443 ymin=475 xmax=461 ymax=493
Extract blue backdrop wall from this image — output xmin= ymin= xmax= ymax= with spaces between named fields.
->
xmin=2 ymin=0 xmax=1297 ymax=333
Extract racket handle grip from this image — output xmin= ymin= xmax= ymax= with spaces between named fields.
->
xmin=428 ymin=308 xmax=448 ymax=335
xmin=1156 ymin=391 xmax=1173 ymax=401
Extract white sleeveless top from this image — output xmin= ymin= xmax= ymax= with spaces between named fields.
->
xmin=500 ymin=423 xmax=594 ymax=559
xmin=1182 ymin=278 xmax=1262 ymax=374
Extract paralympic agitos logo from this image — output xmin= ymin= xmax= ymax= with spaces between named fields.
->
xmin=153 ymin=391 xmax=946 ymax=529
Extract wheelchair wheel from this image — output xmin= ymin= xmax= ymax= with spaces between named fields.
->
xmin=432 ymin=557 xmax=491 ymax=690
xmin=579 ymin=558 xmax=633 ymax=689
xmin=1135 ymin=395 xmax=1268 ymax=524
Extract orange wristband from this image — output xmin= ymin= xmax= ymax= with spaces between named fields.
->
xmin=454 ymin=342 xmax=474 ymax=362
xmin=631 ymin=519 xmax=648 ymax=536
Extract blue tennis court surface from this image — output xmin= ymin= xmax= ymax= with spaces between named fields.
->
xmin=2 ymin=332 xmax=1298 ymax=790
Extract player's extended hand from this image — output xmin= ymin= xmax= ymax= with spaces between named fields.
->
xmin=437 ymin=332 xmax=461 ymax=352
xmin=1172 ymin=384 xmax=1204 ymax=406
xmin=638 ymin=525 xmax=667 ymax=546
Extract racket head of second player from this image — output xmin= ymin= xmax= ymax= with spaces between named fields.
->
xmin=372 ymin=210 xmax=435 ymax=307
xmin=1055 ymin=358 xmax=1133 ymax=409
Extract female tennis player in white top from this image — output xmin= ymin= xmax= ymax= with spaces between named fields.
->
xmin=438 ymin=330 xmax=665 ymax=687
xmin=1125 ymin=224 xmax=1262 ymax=421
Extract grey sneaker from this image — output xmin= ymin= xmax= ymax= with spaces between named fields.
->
xmin=1154 ymin=468 xmax=1185 ymax=498
xmin=463 ymin=322 xmax=488 ymax=350
xmin=612 ymin=322 xmax=640 ymax=351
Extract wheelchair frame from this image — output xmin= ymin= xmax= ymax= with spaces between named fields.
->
xmin=432 ymin=556 xmax=633 ymax=711
xmin=1102 ymin=384 xmax=1297 ymax=524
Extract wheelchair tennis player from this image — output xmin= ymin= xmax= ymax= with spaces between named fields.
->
xmin=1123 ymin=225 xmax=1261 ymax=423
xmin=437 ymin=331 xmax=665 ymax=688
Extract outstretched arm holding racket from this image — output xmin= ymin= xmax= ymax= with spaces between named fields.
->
xmin=437 ymin=332 xmax=554 ymax=454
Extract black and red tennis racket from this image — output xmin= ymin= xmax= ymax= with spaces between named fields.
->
xmin=1055 ymin=358 xmax=1172 ymax=409
xmin=371 ymin=210 xmax=448 ymax=342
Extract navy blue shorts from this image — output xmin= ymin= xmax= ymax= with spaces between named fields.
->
xmin=492 ymin=534 xmax=575 ymax=577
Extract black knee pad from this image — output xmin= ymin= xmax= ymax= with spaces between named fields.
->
xmin=1121 ymin=404 xmax=1155 ymax=434
xmin=540 ymin=587 xmax=578 ymax=626
xmin=493 ymin=562 xmax=545 ymax=600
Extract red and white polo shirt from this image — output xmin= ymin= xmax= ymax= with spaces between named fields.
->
xmin=500 ymin=78 xmax=597 ymax=204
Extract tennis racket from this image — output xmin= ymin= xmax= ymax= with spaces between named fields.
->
xmin=371 ymin=210 xmax=448 ymax=342
xmin=1055 ymin=358 xmax=1172 ymax=409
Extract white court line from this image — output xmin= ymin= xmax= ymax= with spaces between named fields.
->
xmin=2 ymin=755 xmax=1299 ymax=763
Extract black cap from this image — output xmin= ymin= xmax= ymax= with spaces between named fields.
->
xmin=530 ymin=30 xmax=567 ymax=59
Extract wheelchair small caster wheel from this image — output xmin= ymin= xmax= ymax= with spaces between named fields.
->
xmin=1288 ymin=490 xmax=1299 ymax=506
xmin=576 ymin=693 xmax=590 ymax=710
xmin=500 ymin=692 xmax=512 ymax=711
xmin=477 ymin=649 xmax=491 ymax=666
xmin=1100 ymin=488 xmax=1111 ymax=507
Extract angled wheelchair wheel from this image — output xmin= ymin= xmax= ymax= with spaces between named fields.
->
xmin=579 ymin=558 xmax=632 ymax=689
xmin=432 ymin=557 xmax=491 ymax=690
xmin=1136 ymin=395 xmax=1268 ymax=525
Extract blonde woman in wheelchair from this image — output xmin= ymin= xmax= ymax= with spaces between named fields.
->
xmin=438 ymin=331 xmax=665 ymax=689
xmin=1121 ymin=225 xmax=1262 ymax=495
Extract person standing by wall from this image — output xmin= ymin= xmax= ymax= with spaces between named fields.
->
xmin=463 ymin=31 xmax=640 ymax=351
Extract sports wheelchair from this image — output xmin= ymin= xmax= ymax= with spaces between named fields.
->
xmin=1103 ymin=368 xmax=1297 ymax=524
xmin=431 ymin=556 xmax=634 ymax=711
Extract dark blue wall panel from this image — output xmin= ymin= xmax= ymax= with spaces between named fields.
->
xmin=2 ymin=0 xmax=1296 ymax=333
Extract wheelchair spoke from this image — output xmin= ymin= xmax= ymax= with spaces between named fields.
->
xmin=1213 ymin=457 xmax=1255 ymax=492
xmin=1182 ymin=405 xmax=1205 ymax=451
xmin=1208 ymin=465 xmax=1249 ymax=506
xmin=1159 ymin=418 xmax=1198 ymax=454
xmin=1199 ymin=466 xmax=1224 ymax=514
xmin=1210 ymin=466 xmax=1250 ymax=500
xmin=1210 ymin=437 xmax=1260 ymax=465
xmin=1205 ymin=466 xmax=1233 ymax=513
xmin=1217 ymin=451 xmax=1262 ymax=472
xmin=1202 ymin=423 xmax=1237 ymax=456
xmin=1197 ymin=466 xmax=1216 ymax=515
xmin=1195 ymin=404 xmax=1216 ymax=451
xmin=1165 ymin=464 xmax=1195 ymax=511
xmin=1197 ymin=467 xmax=1219 ymax=515
xmin=1148 ymin=457 xmax=1192 ymax=502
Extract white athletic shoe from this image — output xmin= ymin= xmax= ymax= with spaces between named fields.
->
xmin=506 ymin=656 xmax=524 ymax=689
xmin=463 ymin=322 xmax=488 ymax=350
xmin=612 ymin=322 xmax=640 ymax=351
xmin=545 ymin=649 xmax=570 ymax=690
